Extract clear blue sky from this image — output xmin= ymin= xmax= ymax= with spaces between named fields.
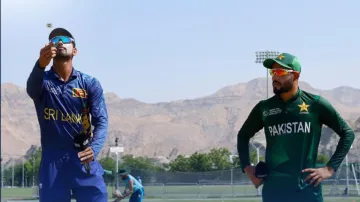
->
xmin=2 ymin=0 xmax=359 ymax=103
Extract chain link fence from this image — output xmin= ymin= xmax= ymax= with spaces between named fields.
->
xmin=122 ymin=165 xmax=360 ymax=198
xmin=1 ymin=155 xmax=360 ymax=200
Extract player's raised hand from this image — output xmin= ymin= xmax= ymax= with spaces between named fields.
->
xmin=302 ymin=166 xmax=335 ymax=187
xmin=244 ymin=165 xmax=263 ymax=188
xmin=39 ymin=42 xmax=57 ymax=68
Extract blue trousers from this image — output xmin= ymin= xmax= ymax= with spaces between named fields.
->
xmin=39 ymin=149 xmax=108 ymax=202
xmin=129 ymin=188 xmax=144 ymax=202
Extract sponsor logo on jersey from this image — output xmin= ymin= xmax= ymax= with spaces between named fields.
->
xmin=298 ymin=102 xmax=310 ymax=114
xmin=268 ymin=122 xmax=311 ymax=136
xmin=72 ymin=88 xmax=87 ymax=98
xmin=263 ymin=108 xmax=282 ymax=117
xmin=45 ymin=86 xmax=61 ymax=95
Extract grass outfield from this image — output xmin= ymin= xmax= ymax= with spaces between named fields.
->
xmin=2 ymin=185 xmax=359 ymax=201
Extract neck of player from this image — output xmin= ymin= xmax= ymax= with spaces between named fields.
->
xmin=280 ymin=81 xmax=299 ymax=102
xmin=53 ymin=60 xmax=73 ymax=82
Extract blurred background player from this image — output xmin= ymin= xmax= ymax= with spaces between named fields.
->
xmin=137 ymin=176 xmax=142 ymax=185
xmin=137 ymin=176 xmax=144 ymax=196
xmin=237 ymin=53 xmax=355 ymax=202
xmin=26 ymin=27 xmax=109 ymax=202
xmin=113 ymin=169 xmax=145 ymax=202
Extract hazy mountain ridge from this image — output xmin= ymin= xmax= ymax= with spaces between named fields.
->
xmin=1 ymin=78 xmax=360 ymax=163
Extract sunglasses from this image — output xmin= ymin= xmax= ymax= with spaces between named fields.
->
xmin=269 ymin=69 xmax=299 ymax=77
xmin=49 ymin=36 xmax=74 ymax=45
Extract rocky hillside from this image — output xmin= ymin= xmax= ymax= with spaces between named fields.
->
xmin=1 ymin=78 xmax=360 ymax=163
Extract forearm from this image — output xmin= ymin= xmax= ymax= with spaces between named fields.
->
xmin=317 ymin=97 xmax=356 ymax=171
xmin=326 ymin=130 xmax=355 ymax=171
xmin=236 ymin=102 xmax=264 ymax=172
xmin=237 ymin=130 xmax=251 ymax=172
xmin=90 ymin=121 xmax=107 ymax=158
xmin=122 ymin=191 xmax=133 ymax=198
xmin=26 ymin=60 xmax=45 ymax=99
xmin=88 ymin=78 xmax=109 ymax=158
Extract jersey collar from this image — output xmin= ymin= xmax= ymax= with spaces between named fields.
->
xmin=290 ymin=88 xmax=301 ymax=102
xmin=49 ymin=66 xmax=78 ymax=81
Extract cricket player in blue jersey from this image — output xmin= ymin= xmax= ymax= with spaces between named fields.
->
xmin=26 ymin=28 xmax=108 ymax=202
xmin=113 ymin=169 xmax=145 ymax=202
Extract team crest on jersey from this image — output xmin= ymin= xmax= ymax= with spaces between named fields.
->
xmin=72 ymin=88 xmax=87 ymax=98
xmin=263 ymin=108 xmax=282 ymax=117
xmin=298 ymin=102 xmax=310 ymax=114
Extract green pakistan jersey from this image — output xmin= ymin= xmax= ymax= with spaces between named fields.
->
xmin=237 ymin=89 xmax=355 ymax=202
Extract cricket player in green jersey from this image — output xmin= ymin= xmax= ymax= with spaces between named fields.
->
xmin=237 ymin=53 xmax=355 ymax=202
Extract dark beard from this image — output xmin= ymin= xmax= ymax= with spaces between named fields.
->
xmin=54 ymin=48 xmax=72 ymax=60
xmin=273 ymin=79 xmax=293 ymax=95
xmin=54 ymin=54 xmax=71 ymax=60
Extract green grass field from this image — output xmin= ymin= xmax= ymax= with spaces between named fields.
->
xmin=2 ymin=185 xmax=359 ymax=202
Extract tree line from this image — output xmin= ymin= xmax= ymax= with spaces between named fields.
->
xmin=2 ymin=147 xmax=330 ymax=186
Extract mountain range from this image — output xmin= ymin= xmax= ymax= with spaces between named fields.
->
xmin=1 ymin=78 xmax=359 ymax=164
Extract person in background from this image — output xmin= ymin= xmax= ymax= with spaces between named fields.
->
xmin=113 ymin=169 xmax=145 ymax=202
xmin=137 ymin=176 xmax=142 ymax=185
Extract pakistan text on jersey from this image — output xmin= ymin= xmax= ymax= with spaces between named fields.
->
xmin=268 ymin=122 xmax=311 ymax=136
xmin=44 ymin=108 xmax=82 ymax=124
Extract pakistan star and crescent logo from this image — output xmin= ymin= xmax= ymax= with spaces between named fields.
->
xmin=277 ymin=54 xmax=285 ymax=60
xmin=298 ymin=102 xmax=310 ymax=112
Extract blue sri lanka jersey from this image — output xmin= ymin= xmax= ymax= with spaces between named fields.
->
xmin=26 ymin=60 xmax=108 ymax=157
xmin=123 ymin=175 xmax=144 ymax=193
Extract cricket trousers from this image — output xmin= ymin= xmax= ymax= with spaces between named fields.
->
xmin=38 ymin=148 xmax=108 ymax=202
xmin=129 ymin=188 xmax=145 ymax=202
xmin=262 ymin=178 xmax=324 ymax=202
